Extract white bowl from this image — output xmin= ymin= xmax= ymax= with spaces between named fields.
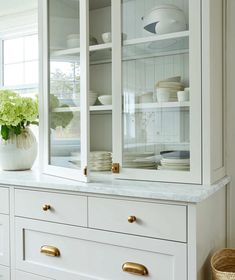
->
xmin=89 ymin=96 xmax=97 ymax=106
xmin=98 ymin=95 xmax=112 ymax=105
xmin=142 ymin=4 xmax=187 ymax=35
xmin=102 ymin=32 xmax=111 ymax=43
xmin=139 ymin=92 xmax=153 ymax=103
xmin=177 ymin=90 xmax=189 ymax=102
xmin=67 ymin=34 xmax=80 ymax=48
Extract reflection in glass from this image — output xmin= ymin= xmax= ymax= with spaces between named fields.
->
xmin=48 ymin=0 xmax=81 ymax=170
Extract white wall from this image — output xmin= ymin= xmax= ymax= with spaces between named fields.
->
xmin=226 ymin=0 xmax=235 ymax=246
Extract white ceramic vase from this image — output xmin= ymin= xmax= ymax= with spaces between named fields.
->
xmin=0 ymin=127 xmax=37 ymax=171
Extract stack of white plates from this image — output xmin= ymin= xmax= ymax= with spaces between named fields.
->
xmin=158 ymin=151 xmax=190 ymax=171
xmin=156 ymin=77 xmax=184 ymax=102
xmin=90 ymin=151 xmax=112 ymax=171
xmin=123 ymin=152 xmax=157 ymax=169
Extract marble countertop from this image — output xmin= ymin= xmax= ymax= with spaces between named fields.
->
xmin=0 ymin=170 xmax=230 ymax=203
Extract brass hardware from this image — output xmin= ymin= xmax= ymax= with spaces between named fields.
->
xmin=122 ymin=262 xmax=148 ymax=276
xmin=128 ymin=216 xmax=137 ymax=223
xmin=42 ymin=204 xmax=51 ymax=211
xmin=40 ymin=245 xmax=60 ymax=257
xmin=84 ymin=166 xmax=87 ymax=176
xmin=112 ymin=163 xmax=120 ymax=173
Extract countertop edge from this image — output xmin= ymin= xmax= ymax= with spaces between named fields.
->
xmin=0 ymin=170 xmax=231 ymax=204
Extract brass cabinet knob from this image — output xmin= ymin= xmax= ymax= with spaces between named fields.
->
xmin=40 ymin=245 xmax=60 ymax=257
xmin=42 ymin=204 xmax=51 ymax=211
xmin=128 ymin=216 xmax=137 ymax=223
xmin=122 ymin=262 xmax=148 ymax=276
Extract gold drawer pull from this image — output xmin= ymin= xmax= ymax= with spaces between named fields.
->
xmin=122 ymin=262 xmax=148 ymax=276
xmin=42 ymin=204 xmax=51 ymax=211
xmin=128 ymin=216 xmax=137 ymax=223
xmin=40 ymin=245 xmax=60 ymax=257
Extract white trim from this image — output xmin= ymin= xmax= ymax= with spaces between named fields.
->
xmin=112 ymin=0 xmax=122 ymax=165
xmin=39 ymin=0 xmax=88 ymax=182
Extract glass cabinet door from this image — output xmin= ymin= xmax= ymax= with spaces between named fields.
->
xmin=88 ymin=0 xmax=113 ymax=174
xmin=41 ymin=0 xmax=89 ymax=181
xmin=113 ymin=0 xmax=201 ymax=183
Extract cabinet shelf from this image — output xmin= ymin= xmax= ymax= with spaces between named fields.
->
xmin=123 ymin=31 xmax=189 ymax=47
xmin=50 ymin=31 xmax=189 ymax=64
xmin=52 ymin=105 xmax=113 ymax=113
xmin=51 ymin=43 xmax=112 ymax=58
xmin=52 ymin=102 xmax=189 ymax=113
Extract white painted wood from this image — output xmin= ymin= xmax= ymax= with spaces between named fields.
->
xmin=14 ymin=189 xmax=87 ymax=227
xmin=89 ymin=197 xmax=187 ymax=242
xmin=15 ymin=217 xmax=187 ymax=280
xmin=0 ymin=265 xmax=9 ymax=280
xmin=0 ymin=214 xmax=9 ymax=267
xmin=202 ymin=0 xmax=226 ymax=184
xmin=225 ymin=0 xmax=235 ymax=247
xmin=187 ymin=204 xmax=197 ymax=280
xmin=52 ymin=105 xmax=112 ymax=113
xmin=0 ymin=188 xmax=9 ymax=215
xmin=196 ymin=188 xmax=227 ymax=280
xmin=15 ymin=270 xmax=54 ymax=280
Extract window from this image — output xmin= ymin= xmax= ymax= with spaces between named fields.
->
xmin=2 ymin=34 xmax=38 ymax=96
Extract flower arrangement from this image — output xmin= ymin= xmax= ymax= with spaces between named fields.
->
xmin=0 ymin=90 xmax=38 ymax=141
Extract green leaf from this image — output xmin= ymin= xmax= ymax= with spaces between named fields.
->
xmin=1 ymin=125 xmax=10 ymax=140
xmin=12 ymin=125 xmax=21 ymax=135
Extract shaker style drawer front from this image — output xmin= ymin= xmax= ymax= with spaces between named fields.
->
xmin=15 ymin=189 xmax=87 ymax=227
xmin=88 ymin=197 xmax=187 ymax=242
xmin=0 ymin=214 xmax=10 ymax=267
xmin=0 ymin=188 xmax=9 ymax=215
xmin=15 ymin=270 xmax=54 ymax=280
xmin=0 ymin=265 xmax=9 ymax=280
xmin=15 ymin=218 xmax=187 ymax=280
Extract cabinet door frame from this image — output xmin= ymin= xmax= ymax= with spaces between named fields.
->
xmin=0 ymin=214 xmax=10 ymax=267
xmin=112 ymin=0 xmax=202 ymax=184
xmin=39 ymin=0 xmax=90 ymax=182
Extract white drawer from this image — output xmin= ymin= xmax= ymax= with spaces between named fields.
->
xmin=15 ymin=218 xmax=187 ymax=280
xmin=15 ymin=189 xmax=87 ymax=227
xmin=0 ymin=214 xmax=9 ymax=267
xmin=89 ymin=197 xmax=187 ymax=242
xmin=15 ymin=270 xmax=54 ymax=280
xmin=0 ymin=188 xmax=9 ymax=215
xmin=0 ymin=265 xmax=9 ymax=280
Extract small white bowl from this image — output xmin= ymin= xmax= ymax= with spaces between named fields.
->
xmin=102 ymin=32 xmax=111 ymax=43
xmin=67 ymin=34 xmax=80 ymax=48
xmin=89 ymin=96 xmax=97 ymax=106
xmin=98 ymin=95 xmax=112 ymax=105
xmin=177 ymin=90 xmax=189 ymax=102
xmin=139 ymin=92 xmax=153 ymax=103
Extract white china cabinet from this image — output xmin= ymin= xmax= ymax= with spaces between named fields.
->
xmin=39 ymin=0 xmax=225 ymax=184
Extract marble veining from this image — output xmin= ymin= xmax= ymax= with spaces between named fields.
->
xmin=0 ymin=170 xmax=230 ymax=203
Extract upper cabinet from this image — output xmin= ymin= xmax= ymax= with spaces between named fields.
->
xmin=39 ymin=0 xmax=226 ymax=185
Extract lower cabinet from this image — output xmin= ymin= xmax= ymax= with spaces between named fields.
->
xmin=0 ymin=265 xmax=10 ymax=280
xmin=0 ymin=214 xmax=9 ymax=267
xmin=15 ymin=270 xmax=54 ymax=280
xmin=15 ymin=217 xmax=187 ymax=280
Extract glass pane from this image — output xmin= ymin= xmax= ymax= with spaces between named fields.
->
xmin=4 ymin=38 xmax=24 ymax=64
xmin=25 ymin=35 xmax=38 ymax=61
xmin=48 ymin=0 xmax=81 ymax=170
xmin=89 ymin=0 xmax=112 ymax=172
xmin=4 ymin=63 xmax=24 ymax=86
xmin=122 ymin=0 xmax=190 ymax=172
